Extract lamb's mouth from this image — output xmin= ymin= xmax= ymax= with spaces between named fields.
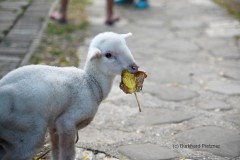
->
xmin=127 ymin=64 xmax=139 ymax=74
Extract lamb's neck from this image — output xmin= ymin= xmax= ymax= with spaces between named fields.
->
xmin=84 ymin=64 xmax=115 ymax=100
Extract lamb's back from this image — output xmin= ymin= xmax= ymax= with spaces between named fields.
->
xmin=0 ymin=65 xmax=87 ymax=118
xmin=0 ymin=65 xmax=83 ymax=85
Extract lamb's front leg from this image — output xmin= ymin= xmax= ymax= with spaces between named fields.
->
xmin=56 ymin=118 xmax=76 ymax=160
xmin=49 ymin=128 xmax=59 ymax=160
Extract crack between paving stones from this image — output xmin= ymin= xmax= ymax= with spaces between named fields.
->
xmin=209 ymin=49 xmax=240 ymax=60
xmin=20 ymin=0 xmax=58 ymax=66
xmin=0 ymin=0 xmax=33 ymax=40
xmin=76 ymin=146 xmax=117 ymax=158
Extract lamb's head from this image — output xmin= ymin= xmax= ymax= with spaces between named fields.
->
xmin=85 ymin=32 xmax=138 ymax=76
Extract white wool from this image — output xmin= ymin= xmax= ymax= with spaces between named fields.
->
xmin=0 ymin=32 xmax=138 ymax=160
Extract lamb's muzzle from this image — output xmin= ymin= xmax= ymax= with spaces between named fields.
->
xmin=128 ymin=63 xmax=139 ymax=73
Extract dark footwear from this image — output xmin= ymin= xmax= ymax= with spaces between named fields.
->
xmin=105 ymin=15 xmax=120 ymax=26
xmin=105 ymin=20 xmax=115 ymax=26
xmin=49 ymin=12 xmax=67 ymax=24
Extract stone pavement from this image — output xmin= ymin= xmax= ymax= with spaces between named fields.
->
xmin=0 ymin=0 xmax=54 ymax=78
xmin=77 ymin=0 xmax=240 ymax=159
xmin=0 ymin=0 xmax=240 ymax=159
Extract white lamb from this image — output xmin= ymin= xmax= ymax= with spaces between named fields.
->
xmin=0 ymin=32 xmax=138 ymax=160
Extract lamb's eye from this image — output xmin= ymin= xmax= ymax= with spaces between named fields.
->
xmin=105 ymin=53 xmax=112 ymax=58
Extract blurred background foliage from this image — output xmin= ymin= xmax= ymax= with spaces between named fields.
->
xmin=30 ymin=0 xmax=90 ymax=67
xmin=213 ymin=0 xmax=240 ymax=20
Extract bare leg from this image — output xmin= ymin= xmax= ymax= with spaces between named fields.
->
xmin=59 ymin=0 xmax=68 ymax=21
xmin=49 ymin=129 xmax=59 ymax=160
xmin=105 ymin=0 xmax=120 ymax=25
xmin=49 ymin=0 xmax=68 ymax=23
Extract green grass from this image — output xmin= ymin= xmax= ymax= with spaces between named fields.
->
xmin=235 ymin=35 xmax=240 ymax=40
xmin=46 ymin=21 xmax=88 ymax=35
xmin=213 ymin=0 xmax=240 ymax=39
xmin=30 ymin=0 xmax=89 ymax=67
xmin=213 ymin=0 xmax=240 ymax=20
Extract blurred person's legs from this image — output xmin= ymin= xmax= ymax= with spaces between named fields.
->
xmin=106 ymin=0 xmax=120 ymax=25
xmin=49 ymin=0 xmax=120 ymax=25
xmin=49 ymin=0 xmax=68 ymax=23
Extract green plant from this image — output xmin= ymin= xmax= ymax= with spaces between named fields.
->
xmin=213 ymin=0 xmax=240 ymax=20
xmin=30 ymin=0 xmax=89 ymax=67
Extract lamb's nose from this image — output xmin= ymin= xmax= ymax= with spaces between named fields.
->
xmin=128 ymin=64 xmax=139 ymax=73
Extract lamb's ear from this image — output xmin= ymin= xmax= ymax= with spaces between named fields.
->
xmin=121 ymin=32 xmax=132 ymax=39
xmin=89 ymin=48 xmax=102 ymax=61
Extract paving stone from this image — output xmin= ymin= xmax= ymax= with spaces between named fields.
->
xmin=0 ymin=40 xmax=30 ymax=49
xmin=0 ymin=33 xmax=3 ymax=40
xmin=0 ymin=14 xmax=16 ymax=21
xmin=7 ymin=33 xmax=36 ymax=41
xmin=197 ymin=99 xmax=231 ymax=110
xmin=107 ymin=87 xmax=164 ymax=108
xmin=225 ymin=114 xmax=240 ymax=126
xmin=151 ymin=69 xmax=191 ymax=84
xmin=189 ymin=0 xmax=217 ymax=7
xmin=0 ymin=55 xmax=21 ymax=62
xmin=194 ymin=37 xmax=230 ymax=51
xmin=0 ymin=56 xmax=20 ymax=78
xmin=25 ymin=8 xmax=49 ymax=16
xmin=0 ymin=21 xmax=12 ymax=32
xmin=91 ymin=101 xmax=138 ymax=127
xmin=206 ymin=81 xmax=240 ymax=95
xmin=175 ymin=126 xmax=240 ymax=157
xmin=210 ymin=46 xmax=240 ymax=59
xmin=20 ymin=15 xmax=45 ymax=23
xmin=174 ymin=29 xmax=202 ymax=38
xmin=160 ymin=51 xmax=200 ymax=63
xmin=118 ymin=143 xmax=180 ymax=160
xmin=15 ymin=22 xmax=40 ymax=30
xmin=132 ymin=108 xmax=196 ymax=126
xmin=6 ymin=33 xmax=35 ymax=42
xmin=158 ymin=39 xmax=200 ymax=52
xmin=28 ymin=6 xmax=50 ymax=13
xmin=147 ymin=66 xmax=192 ymax=85
xmin=222 ymin=70 xmax=240 ymax=81
xmin=163 ymin=1 xmax=203 ymax=18
xmin=144 ymin=83 xmax=199 ymax=101
xmin=135 ymin=19 xmax=164 ymax=28
xmin=11 ymin=28 xmax=38 ymax=35
xmin=33 ymin=0 xmax=51 ymax=5
xmin=0 ymin=1 xmax=29 ymax=11
xmin=206 ymin=20 xmax=240 ymax=37
xmin=0 ymin=47 xmax=27 ymax=57
xmin=0 ymin=10 xmax=18 ymax=16
xmin=77 ymin=128 xmax=142 ymax=145
xmin=171 ymin=19 xmax=204 ymax=29
xmin=0 ymin=56 xmax=21 ymax=71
